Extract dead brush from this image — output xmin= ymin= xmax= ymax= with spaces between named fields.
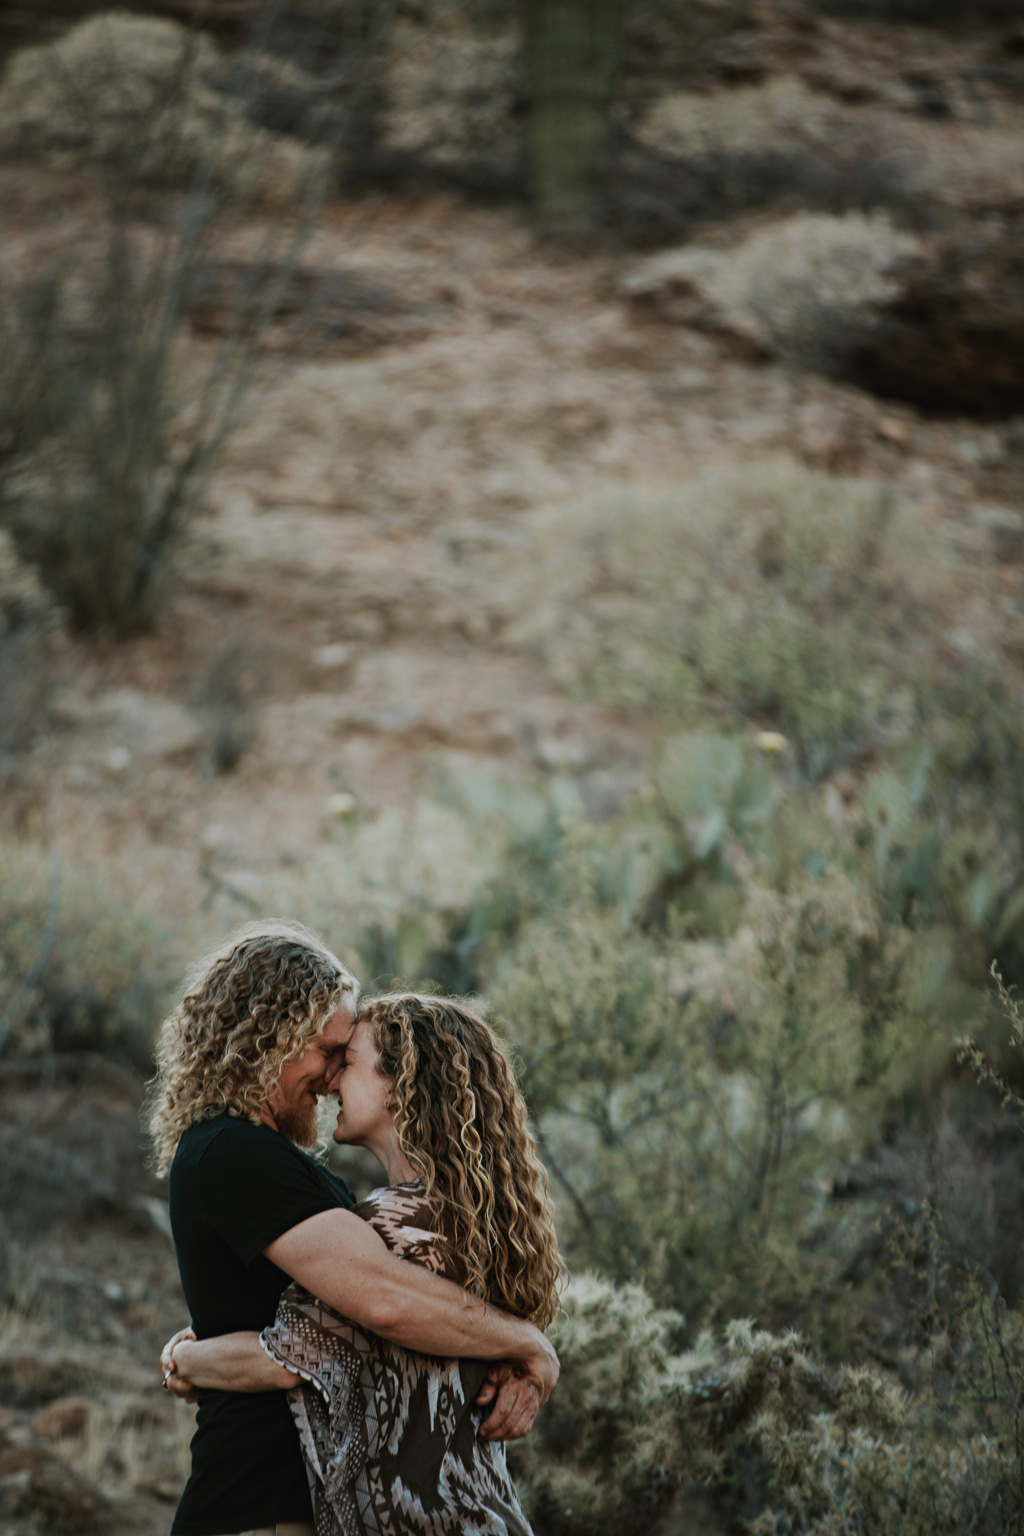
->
xmin=0 ymin=531 xmax=58 ymax=777
xmin=191 ymin=637 xmax=262 ymax=774
xmin=0 ymin=2 xmax=395 ymax=639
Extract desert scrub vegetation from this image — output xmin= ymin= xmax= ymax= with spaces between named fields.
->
xmin=319 ymin=720 xmax=1014 ymax=1296
xmin=482 ymin=786 xmax=956 ymax=1324
xmin=277 ymin=729 xmax=1009 ymax=1325
xmin=508 ymin=1271 xmax=1024 ymax=1536
xmin=259 ymin=452 xmax=1024 ymax=1527
xmin=0 ymin=530 xmax=58 ymax=776
xmin=0 ymin=838 xmax=171 ymax=1070
xmin=0 ymin=7 xmax=390 ymax=637
xmin=506 ymin=461 xmax=1005 ymax=780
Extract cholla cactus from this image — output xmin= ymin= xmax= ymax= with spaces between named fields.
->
xmin=513 ymin=1276 xmax=903 ymax=1535
xmin=518 ymin=1275 xmax=1024 ymax=1536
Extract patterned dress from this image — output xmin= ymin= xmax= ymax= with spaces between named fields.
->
xmin=260 ymin=1182 xmax=534 ymax=1536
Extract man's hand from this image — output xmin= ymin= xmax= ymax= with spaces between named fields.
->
xmin=476 ymin=1364 xmax=543 ymax=1441
xmin=476 ymin=1327 xmax=558 ymax=1440
xmin=160 ymin=1325 xmax=200 ymax=1403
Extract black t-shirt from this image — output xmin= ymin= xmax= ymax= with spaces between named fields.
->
xmin=169 ymin=1115 xmax=354 ymax=1536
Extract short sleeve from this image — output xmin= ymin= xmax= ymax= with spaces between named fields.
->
xmin=198 ymin=1123 xmax=346 ymax=1266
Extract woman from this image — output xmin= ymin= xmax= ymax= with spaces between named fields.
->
xmin=165 ymin=992 xmax=562 ymax=1536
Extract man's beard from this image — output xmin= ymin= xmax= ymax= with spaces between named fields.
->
xmin=274 ymin=1094 xmax=319 ymax=1148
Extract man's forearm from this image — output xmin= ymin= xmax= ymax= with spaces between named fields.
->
xmin=363 ymin=1265 xmax=542 ymax=1363
xmin=265 ymin=1210 xmax=558 ymax=1394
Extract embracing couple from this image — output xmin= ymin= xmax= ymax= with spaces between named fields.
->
xmin=148 ymin=920 xmax=561 ymax=1536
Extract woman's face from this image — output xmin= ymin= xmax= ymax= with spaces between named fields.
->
xmin=330 ymin=1021 xmax=395 ymax=1150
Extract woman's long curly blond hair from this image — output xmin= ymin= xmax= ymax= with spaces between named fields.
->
xmin=359 ymin=992 xmax=563 ymax=1329
xmin=147 ymin=921 xmax=358 ymax=1176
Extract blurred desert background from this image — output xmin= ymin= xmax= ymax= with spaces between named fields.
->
xmin=2 ymin=0 xmax=1024 ymax=1531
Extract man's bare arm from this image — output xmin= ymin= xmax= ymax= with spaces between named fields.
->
xmin=264 ymin=1209 xmax=559 ymax=1401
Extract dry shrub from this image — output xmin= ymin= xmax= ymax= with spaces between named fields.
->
xmin=0 ymin=840 xmax=171 ymax=1070
xmin=0 ymin=531 xmax=58 ymax=772
xmin=510 ymin=1270 xmax=1024 ymax=1536
xmin=0 ymin=13 xmax=327 ymax=201
xmin=504 ymin=460 xmax=971 ymax=777
xmin=748 ymin=1276 xmax=1024 ymax=1536
xmin=687 ymin=212 xmax=918 ymax=365
xmin=485 ymin=811 xmax=946 ymax=1324
xmin=0 ymin=7 xmax=388 ymax=638
xmin=511 ymin=1275 xmax=903 ymax=1536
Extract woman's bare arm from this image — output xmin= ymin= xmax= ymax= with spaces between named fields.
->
xmin=165 ymin=1330 xmax=299 ymax=1392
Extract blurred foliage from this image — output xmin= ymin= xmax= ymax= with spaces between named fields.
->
xmin=0 ymin=530 xmax=57 ymax=773
xmin=509 ymin=1271 xmax=1024 ymax=1536
xmin=42 ymin=445 xmax=1014 ymax=1527
xmin=296 ymin=714 xmax=1020 ymax=1345
xmin=479 ymin=761 xmax=948 ymax=1324
xmin=0 ymin=840 xmax=171 ymax=1070
xmin=0 ymin=7 xmax=385 ymax=637
xmin=511 ymin=462 xmax=1011 ymax=781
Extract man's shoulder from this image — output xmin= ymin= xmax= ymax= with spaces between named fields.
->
xmin=169 ymin=1115 xmax=354 ymax=1253
xmin=171 ymin=1114 xmax=287 ymax=1180
xmin=172 ymin=1115 xmax=344 ymax=1190
xmin=175 ymin=1111 xmax=261 ymax=1154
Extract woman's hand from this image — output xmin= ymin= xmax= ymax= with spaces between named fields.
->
xmin=161 ymin=1330 xmax=301 ymax=1392
xmin=160 ymin=1325 xmax=200 ymax=1402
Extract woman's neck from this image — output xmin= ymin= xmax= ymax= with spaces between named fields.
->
xmin=373 ymin=1129 xmax=418 ymax=1186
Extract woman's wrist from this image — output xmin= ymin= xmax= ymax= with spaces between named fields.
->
xmin=172 ymin=1338 xmax=199 ymax=1379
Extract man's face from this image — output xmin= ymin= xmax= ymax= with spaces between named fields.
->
xmin=262 ymin=998 xmax=356 ymax=1146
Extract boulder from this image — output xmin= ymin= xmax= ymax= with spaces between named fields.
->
xmin=624 ymin=214 xmax=1024 ymax=416
xmin=32 ymin=1397 xmax=93 ymax=1440
xmin=623 ymin=212 xmax=917 ymax=358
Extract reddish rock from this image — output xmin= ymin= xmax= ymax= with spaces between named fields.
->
xmin=0 ymin=1443 xmax=45 ymax=1476
xmin=32 ymin=1396 xmax=92 ymax=1439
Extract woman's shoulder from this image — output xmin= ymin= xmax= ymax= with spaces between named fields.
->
xmin=353 ymin=1182 xmax=452 ymax=1273
xmin=353 ymin=1181 xmax=432 ymax=1232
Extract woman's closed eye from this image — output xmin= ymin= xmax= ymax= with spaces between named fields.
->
xmin=326 ymin=1058 xmax=348 ymax=1092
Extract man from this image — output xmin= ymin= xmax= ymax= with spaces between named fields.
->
xmin=150 ymin=920 xmax=557 ymax=1536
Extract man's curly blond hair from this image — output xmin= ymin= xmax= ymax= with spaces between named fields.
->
xmin=360 ymin=992 xmax=564 ymax=1329
xmin=147 ymin=921 xmax=358 ymax=1176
